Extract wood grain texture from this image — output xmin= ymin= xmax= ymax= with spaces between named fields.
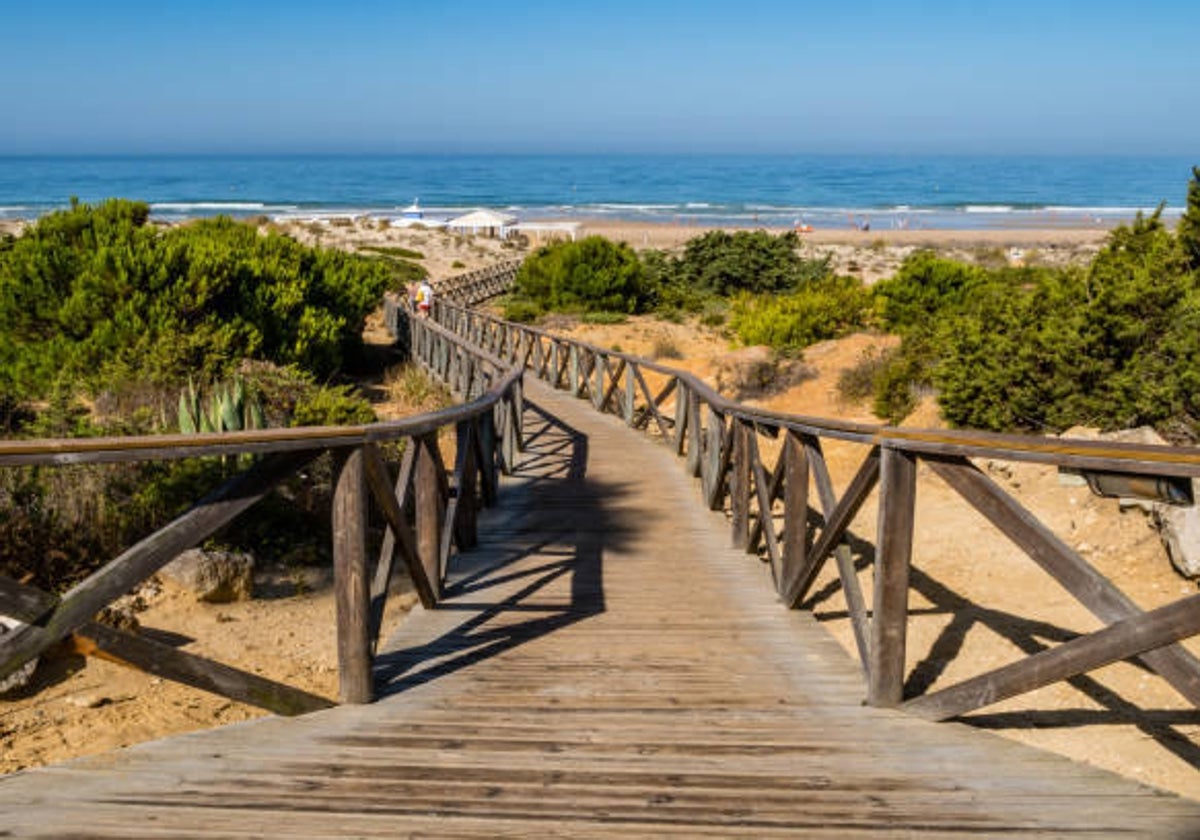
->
xmin=868 ymin=446 xmax=917 ymax=708
xmin=333 ymin=448 xmax=372 ymax=705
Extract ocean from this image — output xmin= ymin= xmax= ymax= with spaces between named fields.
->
xmin=0 ymin=154 xmax=1193 ymax=231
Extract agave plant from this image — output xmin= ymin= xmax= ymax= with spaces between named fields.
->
xmin=178 ymin=377 xmax=265 ymax=434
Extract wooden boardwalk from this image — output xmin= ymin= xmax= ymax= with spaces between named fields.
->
xmin=2 ymin=378 xmax=1199 ymax=837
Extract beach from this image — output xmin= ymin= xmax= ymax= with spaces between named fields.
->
xmin=1 ymin=214 xmax=1109 ymax=284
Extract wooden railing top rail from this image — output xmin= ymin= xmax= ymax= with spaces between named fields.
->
xmin=0 ymin=316 xmax=520 ymax=467
xmin=432 ymin=259 xmax=522 ymax=305
xmin=445 ymin=300 xmax=1200 ymax=477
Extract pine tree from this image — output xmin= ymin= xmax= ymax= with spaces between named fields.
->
xmin=1179 ymin=166 xmax=1200 ymax=271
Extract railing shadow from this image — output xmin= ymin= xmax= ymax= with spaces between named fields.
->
xmin=801 ymin=527 xmax=1200 ymax=770
xmin=372 ymin=400 xmax=632 ymax=697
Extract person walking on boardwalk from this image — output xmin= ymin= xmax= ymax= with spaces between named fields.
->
xmin=416 ymin=279 xmax=434 ymax=318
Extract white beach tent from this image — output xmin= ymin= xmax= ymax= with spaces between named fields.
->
xmin=446 ymin=208 xmax=517 ymax=239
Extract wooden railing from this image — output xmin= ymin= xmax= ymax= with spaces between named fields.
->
xmin=0 ymin=313 xmax=524 ymax=709
xmin=431 ymin=293 xmax=1200 ymax=719
xmin=432 ymin=259 xmax=523 ymax=306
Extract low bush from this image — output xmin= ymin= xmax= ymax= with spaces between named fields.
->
xmin=580 ymin=310 xmax=628 ymax=325
xmin=729 ymin=276 xmax=872 ymax=353
xmin=501 ymin=298 xmax=543 ymax=323
xmin=513 ymin=236 xmax=648 ymax=315
xmin=651 ymin=335 xmax=683 ymax=360
xmin=836 ymin=346 xmax=893 ymax=403
xmin=671 ymin=230 xmax=829 ymax=297
xmin=872 ymin=250 xmax=989 ymax=334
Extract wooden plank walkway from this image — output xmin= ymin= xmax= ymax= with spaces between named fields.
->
xmin=2 ymin=378 xmax=1199 ymax=837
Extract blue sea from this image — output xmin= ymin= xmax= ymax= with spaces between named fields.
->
xmin=0 ymin=154 xmax=1193 ymax=231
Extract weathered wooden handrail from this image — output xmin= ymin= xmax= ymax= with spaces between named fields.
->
xmin=0 ymin=310 xmax=525 ymax=709
xmin=432 ymin=259 xmax=523 ymax=306
xmin=429 ymin=280 xmax=1200 ymax=722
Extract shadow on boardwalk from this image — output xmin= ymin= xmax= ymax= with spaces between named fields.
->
xmin=374 ymin=400 xmax=634 ymax=698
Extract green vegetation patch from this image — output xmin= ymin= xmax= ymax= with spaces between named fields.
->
xmin=730 ymin=275 xmax=872 ymax=354
xmin=866 ymin=168 xmax=1200 ymax=436
xmin=0 ymin=199 xmax=392 ymax=410
xmin=505 ymin=236 xmax=648 ymax=319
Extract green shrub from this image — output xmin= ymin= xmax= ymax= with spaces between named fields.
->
xmin=290 ymin=385 xmax=376 ymax=427
xmin=0 ymin=201 xmax=392 ymax=405
xmin=502 ymin=297 xmax=543 ymax=323
xmin=580 ymin=310 xmax=628 ymax=325
xmin=931 ymin=208 xmax=1198 ymax=433
xmin=514 ymin=236 xmax=648 ymax=314
xmin=671 ymin=230 xmax=829 ymax=297
xmin=872 ymin=250 xmax=989 ymax=333
xmin=1179 ymin=166 xmax=1200 ymax=272
xmin=872 ymin=340 xmax=936 ymax=424
xmin=729 ymin=276 xmax=872 ymax=352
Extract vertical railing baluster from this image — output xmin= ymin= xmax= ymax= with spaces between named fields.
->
xmin=625 ymin=362 xmax=636 ymax=426
xmin=780 ymin=431 xmax=809 ymax=605
xmin=333 ymin=447 xmax=371 ymax=704
xmin=869 ymin=445 xmax=917 ymax=707
xmin=414 ymin=434 xmax=446 ymax=600
xmin=730 ymin=420 xmax=750 ymax=550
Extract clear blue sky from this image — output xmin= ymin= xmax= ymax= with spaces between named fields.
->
xmin=2 ymin=0 xmax=1196 ymax=155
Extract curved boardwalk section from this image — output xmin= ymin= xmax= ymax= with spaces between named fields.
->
xmin=2 ymin=378 xmax=1199 ymax=837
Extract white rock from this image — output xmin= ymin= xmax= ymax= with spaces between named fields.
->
xmin=162 ymin=549 xmax=255 ymax=603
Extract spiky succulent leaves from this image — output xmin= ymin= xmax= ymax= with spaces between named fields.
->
xmin=220 ymin=383 xmax=242 ymax=432
xmin=178 ymin=378 xmax=200 ymax=434
xmin=246 ymin=396 xmax=265 ymax=430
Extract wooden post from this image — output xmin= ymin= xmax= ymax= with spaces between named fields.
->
xmin=780 ymin=431 xmax=809 ymax=602
xmin=730 ymin=420 xmax=750 ymax=550
xmin=480 ymin=411 xmax=499 ymax=498
xmin=625 ymin=364 xmax=636 ymax=426
xmin=686 ymin=392 xmax=702 ymax=477
xmin=454 ymin=420 xmax=479 ymax=550
xmin=332 ymin=447 xmax=372 ymax=704
xmin=868 ymin=445 xmax=917 ymax=707
xmin=569 ymin=345 xmax=581 ymax=396
xmin=674 ymin=383 xmax=688 ymax=455
xmin=703 ymin=407 xmax=726 ymax=511
xmin=592 ymin=353 xmax=605 ymax=410
xmin=414 ymin=435 xmax=445 ymax=600
xmin=512 ymin=378 xmax=525 ymax=453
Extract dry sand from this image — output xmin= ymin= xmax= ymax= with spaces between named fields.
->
xmin=4 ymin=217 xmax=1197 ymax=803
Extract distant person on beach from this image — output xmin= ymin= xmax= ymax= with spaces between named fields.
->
xmin=416 ymin=280 xmax=433 ymax=318
xmin=407 ymin=281 xmax=418 ymax=313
